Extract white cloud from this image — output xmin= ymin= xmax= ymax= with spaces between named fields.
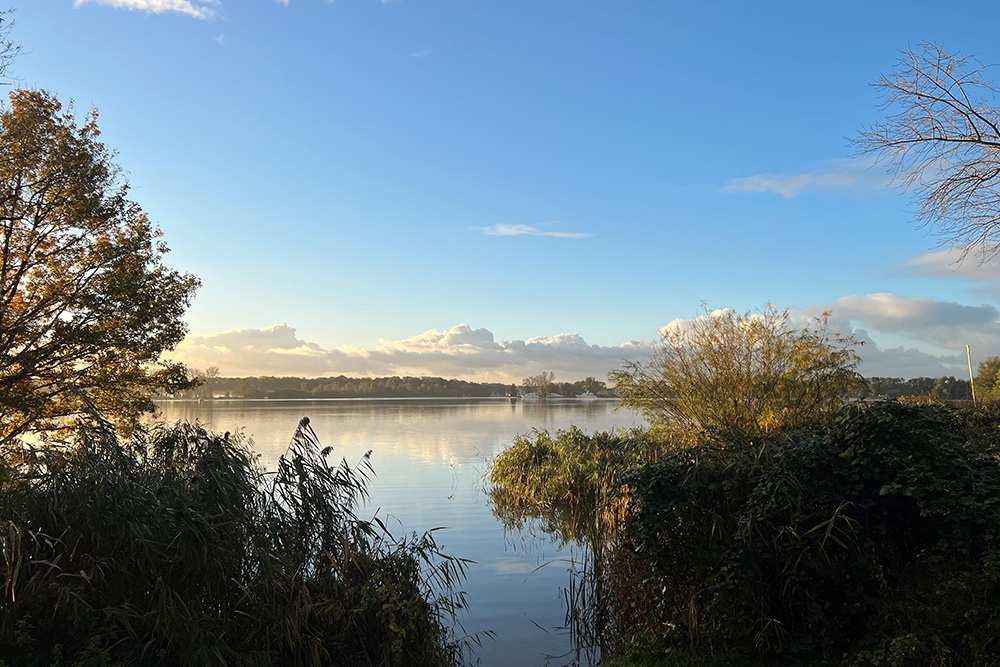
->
xmin=801 ymin=293 xmax=1000 ymax=376
xmin=74 ymin=0 xmax=221 ymax=19
xmin=822 ymin=293 xmax=998 ymax=332
xmin=171 ymin=291 xmax=1000 ymax=383
xmin=169 ymin=322 xmax=650 ymax=381
xmin=213 ymin=33 xmax=228 ymax=46
xmin=410 ymin=48 xmax=432 ymax=58
xmin=721 ymin=158 xmax=893 ymax=199
xmin=658 ymin=308 xmax=780 ymax=339
xmin=655 ymin=300 xmax=993 ymax=379
xmin=904 ymin=248 xmax=1000 ymax=282
xmin=844 ymin=326 xmax=962 ymax=378
xmin=480 ymin=224 xmax=591 ymax=239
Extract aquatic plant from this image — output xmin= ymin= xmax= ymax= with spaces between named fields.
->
xmin=0 ymin=416 xmax=473 ymax=667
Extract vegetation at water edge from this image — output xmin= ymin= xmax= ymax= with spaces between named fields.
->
xmin=0 ymin=417 xmax=473 ymax=667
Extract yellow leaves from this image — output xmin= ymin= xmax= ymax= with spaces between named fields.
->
xmin=0 ymin=90 xmax=198 ymax=445
xmin=614 ymin=303 xmax=862 ymax=438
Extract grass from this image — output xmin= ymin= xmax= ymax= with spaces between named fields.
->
xmin=0 ymin=416 xmax=474 ymax=667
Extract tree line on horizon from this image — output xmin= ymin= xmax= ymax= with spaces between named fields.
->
xmin=168 ymin=366 xmax=1000 ymax=404
xmin=169 ymin=371 xmax=614 ymax=400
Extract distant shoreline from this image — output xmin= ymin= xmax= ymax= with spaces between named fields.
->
xmin=154 ymin=396 xmax=620 ymax=403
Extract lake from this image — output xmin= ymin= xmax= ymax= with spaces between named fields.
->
xmin=156 ymin=397 xmax=644 ymax=667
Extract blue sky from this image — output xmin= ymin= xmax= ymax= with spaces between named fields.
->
xmin=10 ymin=0 xmax=1000 ymax=380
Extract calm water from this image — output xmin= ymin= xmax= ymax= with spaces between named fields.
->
xmin=155 ymin=397 xmax=643 ymax=667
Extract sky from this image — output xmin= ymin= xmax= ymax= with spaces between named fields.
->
xmin=10 ymin=0 xmax=1000 ymax=381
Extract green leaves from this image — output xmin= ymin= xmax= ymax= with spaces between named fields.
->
xmin=622 ymin=403 xmax=1000 ymax=664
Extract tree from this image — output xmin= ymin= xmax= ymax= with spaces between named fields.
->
xmin=0 ymin=10 xmax=18 ymax=84
xmin=857 ymin=43 xmax=1000 ymax=258
xmin=189 ymin=365 xmax=220 ymax=399
xmin=974 ymin=356 xmax=1000 ymax=401
xmin=522 ymin=371 xmax=555 ymax=397
xmin=932 ymin=376 xmax=971 ymax=400
xmin=610 ymin=305 xmax=862 ymax=438
xmin=235 ymin=377 xmax=257 ymax=399
xmin=0 ymin=90 xmax=199 ymax=444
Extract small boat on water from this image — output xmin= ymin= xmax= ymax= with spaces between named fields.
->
xmin=522 ymin=392 xmax=540 ymax=401
xmin=578 ymin=392 xmax=597 ymax=400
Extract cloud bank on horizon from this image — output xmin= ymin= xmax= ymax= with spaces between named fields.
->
xmin=169 ymin=289 xmax=1000 ymax=381
xmin=171 ymin=323 xmax=651 ymax=381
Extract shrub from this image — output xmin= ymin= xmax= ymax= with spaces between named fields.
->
xmin=624 ymin=403 xmax=1000 ymax=665
xmin=610 ymin=305 xmax=861 ymax=441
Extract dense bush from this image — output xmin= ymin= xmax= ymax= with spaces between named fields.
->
xmin=623 ymin=402 xmax=1000 ymax=665
xmin=488 ymin=426 xmax=666 ymax=544
xmin=489 ymin=426 xmax=664 ymax=511
xmin=0 ymin=417 xmax=471 ymax=667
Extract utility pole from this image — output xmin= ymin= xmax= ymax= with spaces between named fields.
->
xmin=967 ymin=345 xmax=977 ymax=406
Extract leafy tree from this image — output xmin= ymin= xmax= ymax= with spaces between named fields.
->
xmin=974 ymin=356 xmax=1000 ymax=401
xmin=857 ymin=43 xmax=1000 ymax=258
xmin=522 ymin=371 xmax=555 ymax=397
xmin=932 ymin=375 xmax=971 ymax=400
xmin=610 ymin=305 xmax=862 ymax=438
xmin=0 ymin=90 xmax=199 ymax=444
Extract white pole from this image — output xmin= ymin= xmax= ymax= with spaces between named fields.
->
xmin=967 ymin=345 xmax=977 ymax=406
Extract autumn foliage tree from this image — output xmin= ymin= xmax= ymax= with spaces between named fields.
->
xmin=0 ymin=90 xmax=199 ymax=444
xmin=610 ymin=305 xmax=862 ymax=438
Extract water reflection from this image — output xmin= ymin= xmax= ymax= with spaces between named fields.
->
xmin=489 ymin=492 xmax=610 ymax=666
xmin=154 ymin=398 xmax=641 ymax=667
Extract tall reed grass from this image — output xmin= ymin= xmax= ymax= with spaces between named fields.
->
xmin=1 ymin=416 xmax=473 ymax=667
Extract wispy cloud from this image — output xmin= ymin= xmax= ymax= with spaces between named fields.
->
xmin=903 ymin=248 xmax=1000 ymax=282
xmin=212 ymin=33 xmax=228 ymax=46
xmin=410 ymin=48 xmax=432 ymax=58
xmin=74 ymin=0 xmax=222 ymax=20
xmin=480 ymin=224 xmax=591 ymax=239
xmin=721 ymin=158 xmax=893 ymax=199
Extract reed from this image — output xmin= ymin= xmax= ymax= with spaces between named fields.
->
xmin=0 ymin=416 xmax=473 ymax=667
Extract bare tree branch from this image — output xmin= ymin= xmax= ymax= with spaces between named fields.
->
xmin=855 ymin=42 xmax=1000 ymax=260
xmin=0 ymin=9 xmax=19 ymax=85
